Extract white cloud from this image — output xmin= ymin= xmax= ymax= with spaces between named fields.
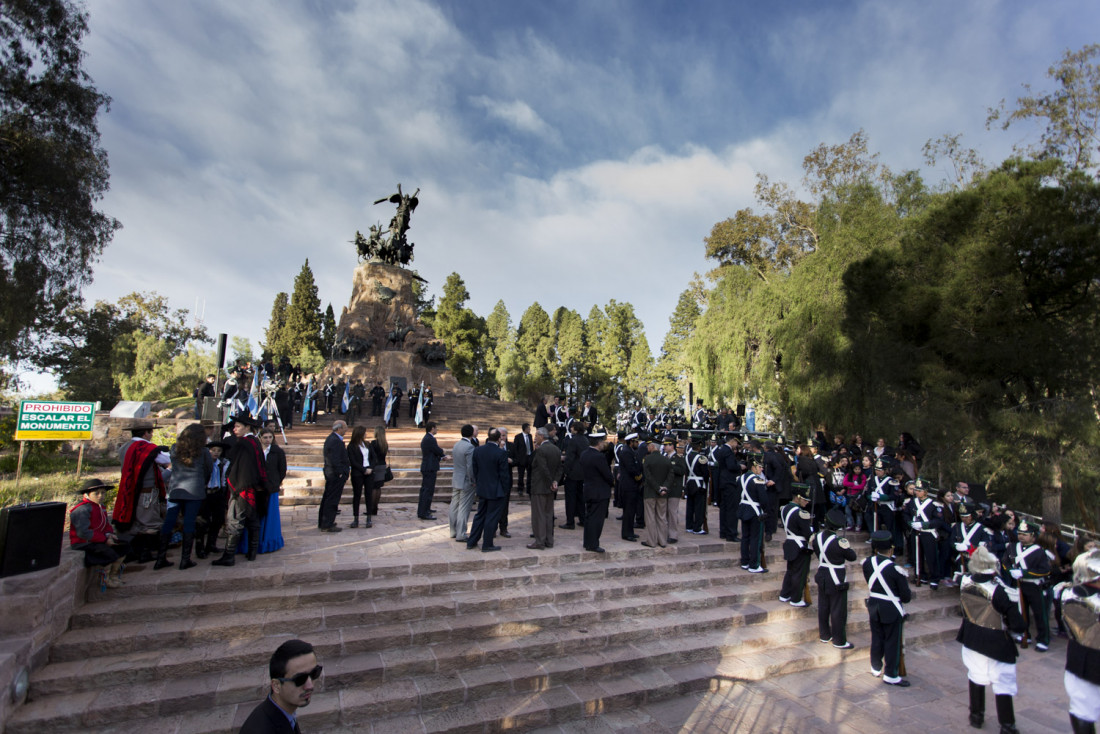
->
xmin=29 ymin=0 xmax=1092 ymax=398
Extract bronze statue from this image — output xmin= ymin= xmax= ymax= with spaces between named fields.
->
xmin=356 ymin=183 xmax=418 ymax=266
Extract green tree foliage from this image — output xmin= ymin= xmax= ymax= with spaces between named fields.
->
xmin=432 ymin=272 xmax=486 ymax=386
xmin=516 ymin=303 xmax=556 ymax=398
xmin=0 ymin=0 xmax=121 ymax=362
xmin=845 ymin=158 xmax=1100 ymax=521
xmin=483 ymin=300 xmax=514 ymax=398
xmin=41 ymin=292 xmax=210 ymax=407
xmin=653 ymin=285 xmax=703 ymax=408
xmin=115 ymin=336 xmax=213 ymax=402
xmin=321 ymin=303 xmax=337 ymax=359
xmin=553 ymin=307 xmax=587 ymax=398
xmin=230 ymin=336 xmax=254 ymax=366
xmin=411 ymin=270 xmax=435 ymax=322
xmin=988 ymin=43 xmax=1100 ymax=175
xmin=279 ymin=260 xmax=322 ymax=359
xmin=263 ymin=292 xmax=288 ymax=360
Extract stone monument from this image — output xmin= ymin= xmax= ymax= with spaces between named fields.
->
xmin=326 ymin=186 xmax=460 ymax=391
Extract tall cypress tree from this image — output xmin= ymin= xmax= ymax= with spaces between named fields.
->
xmin=264 ymin=292 xmax=289 ymax=360
xmin=321 ymin=303 xmax=337 ymax=359
xmin=282 ymin=260 xmax=323 ymax=359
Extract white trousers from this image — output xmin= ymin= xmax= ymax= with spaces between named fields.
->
xmin=1065 ymin=670 xmax=1100 ymax=722
xmin=962 ymin=646 xmax=1017 ymax=696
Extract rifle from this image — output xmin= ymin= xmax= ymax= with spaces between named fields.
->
xmin=898 ymin=638 xmax=907 ymax=677
xmin=913 ymin=521 xmax=922 ymax=587
xmin=803 ymin=569 xmax=812 ymax=606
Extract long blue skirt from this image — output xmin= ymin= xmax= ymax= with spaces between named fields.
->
xmin=238 ymin=492 xmax=284 ymax=554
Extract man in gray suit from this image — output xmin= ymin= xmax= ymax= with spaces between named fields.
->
xmin=449 ymin=424 xmax=477 ymax=542
xmin=528 ymin=427 xmax=561 ymax=549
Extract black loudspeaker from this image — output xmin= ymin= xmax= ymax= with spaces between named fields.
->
xmin=201 ymin=396 xmax=222 ymax=421
xmin=216 ymin=333 xmax=228 ymax=369
xmin=736 ymin=404 xmax=746 ymax=417
xmin=0 ymin=502 xmax=67 ymax=577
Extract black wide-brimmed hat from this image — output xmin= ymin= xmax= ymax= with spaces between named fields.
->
xmin=79 ymin=478 xmax=114 ymax=494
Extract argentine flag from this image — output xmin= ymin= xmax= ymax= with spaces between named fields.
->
xmin=301 ymin=378 xmax=313 ymax=423
xmin=341 ymin=381 xmax=351 ymax=413
xmin=247 ymin=368 xmax=262 ymax=416
xmin=415 ymin=381 xmax=425 ymax=426
xmin=383 ymin=390 xmax=395 ymax=424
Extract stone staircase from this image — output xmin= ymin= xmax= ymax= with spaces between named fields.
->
xmin=8 ymin=522 xmax=962 ymax=733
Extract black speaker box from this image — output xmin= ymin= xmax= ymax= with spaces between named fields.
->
xmin=216 ymin=333 xmax=228 ymax=369
xmin=0 ymin=502 xmax=67 ymax=577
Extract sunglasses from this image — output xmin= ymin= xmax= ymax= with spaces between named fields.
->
xmin=277 ymin=665 xmax=322 ymax=687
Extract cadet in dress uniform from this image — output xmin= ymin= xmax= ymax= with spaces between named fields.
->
xmin=866 ymin=460 xmax=901 ymax=554
xmin=779 ymin=486 xmax=814 ymax=607
xmin=957 ymin=545 xmax=1026 ymax=734
xmin=737 ymin=455 xmax=768 ymax=573
xmin=1056 ymin=549 xmax=1100 ymax=734
xmin=903 ymin=480 xmax=946 ymax=588
xmin=614 ymin=433 xmax=642 ymax=540
xmin=950 ymin=504 xmax=990 ymax=583
xmin=1001 ymin=519 xmax=1052 ymax=651
xmin=811 ymin=509 xmax=858 ymax=649
xmin=683 ymin=439 xmax=709 ymax=534
xmin=864 ymin=529 xmax=912 ymax=686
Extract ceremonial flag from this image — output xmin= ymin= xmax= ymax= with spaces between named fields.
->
xmin=301 ymin=378 xmax=313 ymax=423
xmin=247 ymin=368 xmax=262 ymax=416
xmin=415 ymin=381 xmax=425 ymax=426
xmin=341 ymin=381 xmax=351 ymax=413
xmin=383 ymin=391 xmax=395 ymax=424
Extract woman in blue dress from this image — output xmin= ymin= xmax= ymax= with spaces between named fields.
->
xmin=239 ymin=427 xmax=286 ymax=554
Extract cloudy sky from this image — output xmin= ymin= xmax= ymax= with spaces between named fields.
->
xmin=66 ymin=0 xmax=1098 ymax=377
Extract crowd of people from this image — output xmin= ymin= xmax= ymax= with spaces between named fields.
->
xmin=67 ymin=388 xmax=1100 ymax=734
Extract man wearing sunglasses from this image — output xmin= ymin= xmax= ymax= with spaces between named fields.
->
xmin=240 ymin=639 xmax=320 ymax=734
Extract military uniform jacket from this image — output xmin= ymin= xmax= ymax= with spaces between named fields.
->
xmin=951 ymin=520 xmax=990 ymax=552
xmin=713 ymin=444 xmax=742 ymax=492
xmin=1059 ymin=583 xmax=1100 ymax=684
xmin=956 ymin=573 xmax=1025 ymax=663
xmin=868 ymin=475 xmax=900 ymax=510
xmin=781 ymin=502 xmax=814 ymax=561
xmin=811 ymin=529 xmax=857 ymax=587
xmin=863 ymin=553 xmax=912 ymax=623
xmin=903 ymin=497 xmax=947 ymax=537
xmin=668 ymin=454 xmax=688 ymax=499
xmin=1001 ymin=541 xmax=1051 ymax=586
xmin=642 ymin=451 xmax=672 ymax=500
xmin=616 ymin=442 xmax=642 ymax=491
xmin=580 ymin=446 xmax=614 ymax=501
xmin=736 ymin=471 xmax=768 ymax=520
xmin=684 ymin=449 xmax=709 ymax=495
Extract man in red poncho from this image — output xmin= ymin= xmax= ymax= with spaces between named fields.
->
xmin=113 ymin=420 xmax=169 ymax=563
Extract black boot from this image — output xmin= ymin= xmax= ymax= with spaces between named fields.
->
xmin=968 ymin=681 xmax=985 ymax=728
xmin=194 ymin=527 xmax=208 ymax=560
xmin=178 ymin=533 xmax=197 ymax=570
xmin=205 ymin=532 xmax=223 ymax=556
xmin=212 ymin=533 xmax=238 ymax=566
xmin=137 ymin=534 xmax=154 ymax=564
xmin=246 ymin=535 xmax=259 ymax=562
xmin=153 ymin=533 xmax=172 ymax=570
xmin=1071 ymin=714 xmax=1097 ymax=734
xmin=995 ymin=695 xmax=1018 ymax=734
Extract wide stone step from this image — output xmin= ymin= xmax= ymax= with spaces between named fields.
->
xmin=38 ymin=569 xmax=944 ymax=699
xmin=9 ymin=597 xmax=958 ymax=734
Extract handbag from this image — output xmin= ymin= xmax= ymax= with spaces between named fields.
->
xmin=384 ymin=466 xmax=394 ymax=482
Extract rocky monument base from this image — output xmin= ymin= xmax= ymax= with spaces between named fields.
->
xmin=325 ymin=262 xmax=461 ymax=391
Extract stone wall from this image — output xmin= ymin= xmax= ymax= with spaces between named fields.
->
xmin=0 ymin=552 xmax=86 ymax=727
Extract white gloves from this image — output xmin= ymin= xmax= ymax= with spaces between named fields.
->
xmin=1010 ymin=569 xmax=1024 ymax=580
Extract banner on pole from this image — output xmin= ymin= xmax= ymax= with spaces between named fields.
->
xmin=14 ymin=401 xmax=96 ymax=441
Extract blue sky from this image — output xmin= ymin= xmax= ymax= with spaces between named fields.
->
xmin=41 ymin=0 xmax=1097 ymax=387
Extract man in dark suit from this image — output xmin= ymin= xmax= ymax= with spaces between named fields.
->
xmin=318 ymin=421 xmax=349 ymax=532
xmin=580 ymin=400 xmax=598 ymax=433
xmin=529 ymin=427 xmax=561 ymax=549
xmin=533 ymin=397 xmax=550 ymax=429
xmin=581 ymin=426 xmax=614 ymax=553
xmin=466 ymin=428 xmax=511 ymax=552
xmin=417 ymin=421 xmax=446 ymax=520
xmin=239 ymin=639 xmax=319 ymax=734
xmin=513 ymin=423 xmax=534 ymax=495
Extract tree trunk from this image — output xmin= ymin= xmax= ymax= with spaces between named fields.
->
xmin=1041 ymin=455 xmax=1062 ymax=525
